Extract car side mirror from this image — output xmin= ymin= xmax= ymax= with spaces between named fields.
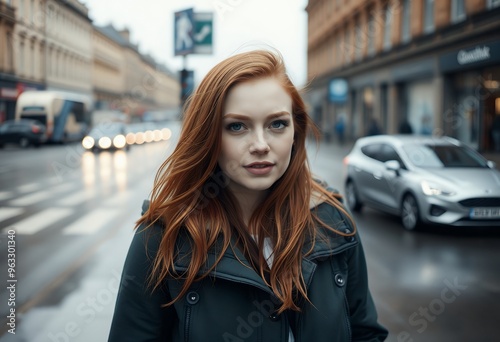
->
xmin=487 ymin=160 xmax=497 ymax=169
xmin=385 ymin=160 xmax=401 ymax=174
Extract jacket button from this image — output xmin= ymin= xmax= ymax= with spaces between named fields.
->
xmin=186 ymin=291 xmax=199 ymax=305
xmin=269 ymin=312 xmax=280 ymax=321
xmin=334 ymin=273 xmax=345 ymax=287
xmin=344 ymin=228 xmax=354 ymax=242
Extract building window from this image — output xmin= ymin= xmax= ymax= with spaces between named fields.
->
xmin=344 ymin=27 xmax=351 ymax=64
xmin=487 ymin=0 xmax=500 ymax=8
xmin=19 ymin=42 xmax=25 ymax=75
xmin=401 ymin=0 xmax=412 ymax=43
xmin=335 ymin=35 xmax=342 ymax=67
xmin=31 ymin=42 xmax=35 ymax=78
xmin=30 ymin=0 xmax=34 ymax=24
xmin=6 ymin=33 xmax=14 ymax=72
xmin=18 ymin=0 xmax=25 ymax=19
xmin=383 ymin=4 xmax=392 ymax=51
xmin=451 ymin=0 xmax=466 ymax=22
xmin=355 ymin=20 xmax=363 ymax=62
xmin=367 ymin=10 xmax=375 ymax=57
xmin=424 ymin=0 xmax=435 ymax=33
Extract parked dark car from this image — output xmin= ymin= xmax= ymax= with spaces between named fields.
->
xmin=343 ymin=135 xmax=500 ymax=230
xmin=0 ymin=119 xmax=47 ymax=148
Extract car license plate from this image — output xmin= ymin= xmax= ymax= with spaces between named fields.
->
xmin=470 ymin=207 xmax=500 ymax=219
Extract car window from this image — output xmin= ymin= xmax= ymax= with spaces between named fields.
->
xmin=361 ymin=144 xmax=382 ymax=160
xmin=0 ymin=124 xmax=10 ymax=133
xmin=380 ymin=144 xmax=407 ymax=168
xmin=402 ymin=144 xmax=488 ymax=168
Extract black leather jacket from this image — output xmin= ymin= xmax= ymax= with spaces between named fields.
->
xmin=108 ymin=200 xmax=388 ymax=341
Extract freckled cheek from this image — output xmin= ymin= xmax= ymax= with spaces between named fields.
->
xmin=220 ymin=138 xmax=246 ymax=174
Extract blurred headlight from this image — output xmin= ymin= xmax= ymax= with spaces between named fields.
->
xmin=126 ymin=132 xmax=136 ymax=145
xmin=421 ymin=181 xmax=455 ymax=196
xmin=135 ymin=132 xmax=145 ymax=145
xmin=82 ymin=136 xmax=95 ymax=149
xmin=144 ymin=130 xmax=154 ymax=143
xmin=113 ymin=134 xmax=127 ymax=148
xmin=161 ymin=128 xmax=172 ymax=140
xmin=153 ymin=130 xmax=162 ymax=142
xmin=98 ymin=137 xmax=112 ymax=149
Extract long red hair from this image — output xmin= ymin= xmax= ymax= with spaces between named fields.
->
xmin=138 ymin=49 xmax=355 ymax=313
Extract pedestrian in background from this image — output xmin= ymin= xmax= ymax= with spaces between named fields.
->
xmin=108 ymin=49 xmax=388 ymax=342
xmin=367 ymin=117 xmax=382 ymax=136
xmin=335 ymin=115 xmax=346 ymax=145
xmin=491 ymin=113 xmax=500 ymax=152
xmin=398 ymin=119 xmax=413 ymax=134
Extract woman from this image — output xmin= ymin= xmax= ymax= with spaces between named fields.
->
xmin=108 ymin=50 xmax=388 ymax=342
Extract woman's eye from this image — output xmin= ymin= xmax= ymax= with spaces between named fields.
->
xmin=227 ymin=122 xmax=244 ymax=132
xmin=270 ymin=120 xmax=289 ymax=130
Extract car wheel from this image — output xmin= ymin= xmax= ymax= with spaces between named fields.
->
xmin=19 ymin=137 xmax=29 ymax=148
xmin=345 ymin=180 xmax=363 ymax=212
xmin=401 ymin=194 xmax=420 ymax=231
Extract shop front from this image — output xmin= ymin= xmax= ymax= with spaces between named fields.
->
xmin=440 ymin=39 xmax=500 ymax=151
xmin=0 ymin=79 xmax=17 ymax=122
xmin=0 ymin=80 xmax=45 ymax=122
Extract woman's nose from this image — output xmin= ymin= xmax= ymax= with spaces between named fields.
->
xmin=249 ymin=132 xmax=270 ymax=154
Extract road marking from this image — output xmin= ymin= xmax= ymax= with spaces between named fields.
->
xmin=63 ymin=208 xmax=121 ymax=235
xmin=0 ymin=191 xmax=12 ymax=201
xmin=10 ymin=190 xmax=57 ymax=206
xmin=103 ymin=190 xmax=132 ymax=207
xmin=10 ymin=182 xmax=77 ymax=206
xmin=4 ymin=208 xmax=74 ymax=235
xmin=0 ymin=208 xmax=24 ymax=222
xmin=58 ymin=188 xmax=97 ymax=206
xmin=17 ymin=183 xmax=41 ymax=193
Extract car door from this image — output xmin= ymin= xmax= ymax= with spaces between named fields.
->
xmin=355 ymin=143 xmax=386 ymax=204
xmin=2 ymin=123 xmax=18 ymax=143
xmin=371 ymin=144 xmax=405 ymax=210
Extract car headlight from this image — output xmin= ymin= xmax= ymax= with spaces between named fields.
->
xmin=421 ymin=180 xmax=455 ymax=196
xmin=82 ymin=136 xmax=95 ymax=149
xmin=113 ymin=134 xmax=127 ymax=148
xmin=98 ymin=137 xmax=112 ymax=149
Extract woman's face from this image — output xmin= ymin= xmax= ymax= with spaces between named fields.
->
xmin=218 ymin=77 xmax=295 ymax=197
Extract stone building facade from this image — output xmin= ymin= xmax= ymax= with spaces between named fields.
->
xmin=307 ymin=0 xmax=500 ymax=151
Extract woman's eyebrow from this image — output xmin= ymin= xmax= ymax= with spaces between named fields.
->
xmin=223 ymin=111 xmax=291 ymax=120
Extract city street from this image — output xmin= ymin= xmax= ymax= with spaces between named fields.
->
xmin=0 ymin=123 xmax=499 ymax=342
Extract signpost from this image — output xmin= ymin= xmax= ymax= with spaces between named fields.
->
xmin=174 ymin=8 xmax=214 ymax=108
xmin=193 ymin=12 xmax=213 ymax=55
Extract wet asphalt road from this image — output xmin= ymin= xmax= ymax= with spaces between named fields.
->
xmin=0 ymin=126 xmax=499 ymax=341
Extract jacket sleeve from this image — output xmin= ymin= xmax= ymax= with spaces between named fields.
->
xmin=345 ymin=232 xmax=388 ymax=341
xmin=108 ymin=222 xmax=175 ymax=342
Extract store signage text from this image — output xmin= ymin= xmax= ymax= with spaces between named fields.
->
xmin=457 ymin=46 xmax=491 ymax=65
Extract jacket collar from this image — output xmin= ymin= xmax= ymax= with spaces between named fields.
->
xmin=171 ymin=200 xmax=358 ymax=295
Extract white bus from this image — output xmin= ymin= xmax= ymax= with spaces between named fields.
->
xmin=15 ymin=90 xmax=92 ymax=143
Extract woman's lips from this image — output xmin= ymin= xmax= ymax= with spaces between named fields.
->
xmin=244 ymin=163 xmax=275 ymax=175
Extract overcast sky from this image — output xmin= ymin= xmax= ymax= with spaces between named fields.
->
xmin=82 ymin=0 xmax=309 ymax=86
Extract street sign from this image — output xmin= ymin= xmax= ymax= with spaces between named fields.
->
xmin=174 ymin=8 xmax=194 ymax=56
xmin=193 ymin=12 xmax=213 ymax=55
xmin=329 ymin=78 xmax=348 ymax=104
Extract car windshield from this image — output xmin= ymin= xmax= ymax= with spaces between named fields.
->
xmin=89 ymin=123 xmax=124 ymax=136
xmin=402 ymin=144 xmax=488 ymax=168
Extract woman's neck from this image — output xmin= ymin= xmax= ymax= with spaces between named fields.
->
xmin=230 ymin=188 xmax=269 ymax=227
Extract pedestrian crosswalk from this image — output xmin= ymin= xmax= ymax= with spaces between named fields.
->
xmin=0 ymin=176 xmax=151 ymax=236
xmin=12 ymin=208 xmax=74 ymax=235
xmin=63 ymin=208 xmax=121 ymax=235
